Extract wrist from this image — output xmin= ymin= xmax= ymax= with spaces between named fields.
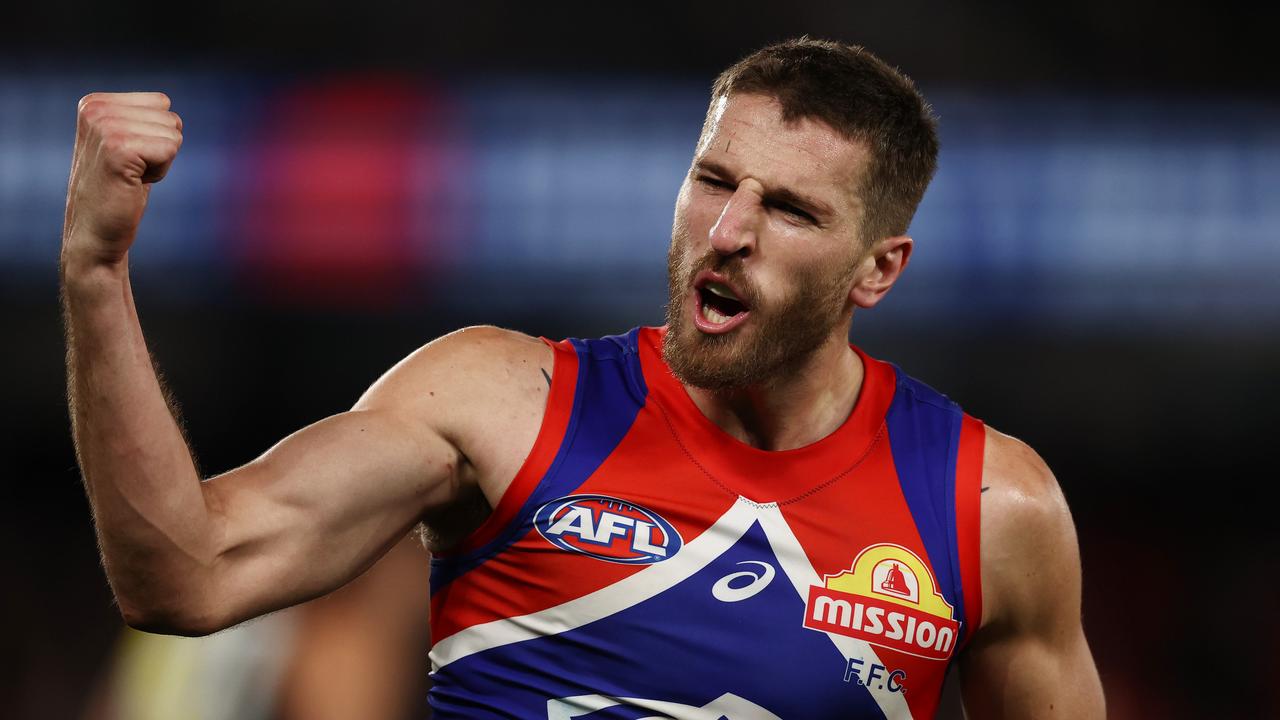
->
xmin=60 ymin=246 xmax=129 ymax=296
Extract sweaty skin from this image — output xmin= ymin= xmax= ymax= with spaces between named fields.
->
xmin=62 ymin=91 xmax=1102 ymax=718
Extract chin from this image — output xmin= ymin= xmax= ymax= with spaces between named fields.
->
xmin=664 ymin=319 xmax=768 ymax=391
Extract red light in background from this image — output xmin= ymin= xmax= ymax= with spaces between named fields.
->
xmin=232 ymin=74 xmax=456 ymax=309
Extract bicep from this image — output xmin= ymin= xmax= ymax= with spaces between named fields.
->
xmin=960 ymin=427 xmax=1104 ymax=718
xmin=199 ymin=406 xmax=457 ymax=628
xmin=190 ymin=325 xmax=548 ymax=632
xmin=960 ymin=613 xmax=1102 ymax=718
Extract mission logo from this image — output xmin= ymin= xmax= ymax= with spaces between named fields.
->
xmin=803 ymin=543 xmax=960 ymax=661
xmin=534 ymin=494 xmax=682 ymax=564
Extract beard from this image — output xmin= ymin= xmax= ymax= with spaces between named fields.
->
xmin=663 ymin=236 xmax=854 ymax=392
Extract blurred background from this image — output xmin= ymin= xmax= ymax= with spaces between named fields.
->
xmin=3 ymin=1 xmax=1278 ymax=718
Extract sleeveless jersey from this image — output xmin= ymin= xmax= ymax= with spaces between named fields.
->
xmin=428 ymin=326 xmax=985 ymax=719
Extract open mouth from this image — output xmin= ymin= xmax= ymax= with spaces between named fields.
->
xmin=693 ymin=276 xmax=751 ymax=333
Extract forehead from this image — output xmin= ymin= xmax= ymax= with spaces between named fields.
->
xmin=695 ymin=93 xmax=869 ymax=212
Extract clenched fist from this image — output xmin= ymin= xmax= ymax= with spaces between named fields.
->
xmin=62 ymin=92 xmax=183 ymax=266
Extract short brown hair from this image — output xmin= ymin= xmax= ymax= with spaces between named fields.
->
xmin=709 ymin=37 xmax=939 ymax=247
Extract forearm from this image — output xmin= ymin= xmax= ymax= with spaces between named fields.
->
xmin=62 ymin=250 xmax=216 ymax=627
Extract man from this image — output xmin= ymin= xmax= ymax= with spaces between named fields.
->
xmin=62 ymin=39 xmax=1104 ymax=718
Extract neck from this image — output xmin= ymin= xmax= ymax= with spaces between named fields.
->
xmin=683 ymin=330 xmax=865 ymax=452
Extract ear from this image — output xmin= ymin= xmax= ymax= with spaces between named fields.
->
xmin=850 ymin=235 xmax=913 ymax=309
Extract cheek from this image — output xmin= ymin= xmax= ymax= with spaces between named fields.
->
xmin=671 ymin=186 xmax=695 ymax=239
xmin=677 ymin=187 xmax=727 ymax=237
xmin=671 ymin=191 xmax=689 ymax=234
xmin=759 ymin=274 xmax=789 ymax=308
xmin=756 ymin=255 xmax=830 ymax=308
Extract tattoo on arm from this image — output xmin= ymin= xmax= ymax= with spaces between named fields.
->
xmin=541 ymin=368 xmax=552 ymax=388
xmin=981 ymin=486 xmax=991 ymax=493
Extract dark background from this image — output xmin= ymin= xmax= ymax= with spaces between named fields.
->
xmin=3 ymin=1 xmax=1278 ymax=718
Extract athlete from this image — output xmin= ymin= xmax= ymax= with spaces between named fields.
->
xmin=61 ymin=39 xmax=1104 ymax=718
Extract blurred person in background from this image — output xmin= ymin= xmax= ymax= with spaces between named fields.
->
xmin=60 ymin=38 xmax=1103 ymax=718
xmin=81 ymin=535 xmax=429 ymax=720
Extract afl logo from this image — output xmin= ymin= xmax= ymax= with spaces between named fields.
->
xmin=534 ymin=494 xmax=682 ymax=564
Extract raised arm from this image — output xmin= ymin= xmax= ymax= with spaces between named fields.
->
xmin=959 ymin=427 xmax=1105 ymax=719
xmin=61 ymin=92 xmax=550 ymax=636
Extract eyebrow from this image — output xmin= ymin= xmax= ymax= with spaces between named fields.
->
xmin=692 ymin=159 xmax=837 ymax=220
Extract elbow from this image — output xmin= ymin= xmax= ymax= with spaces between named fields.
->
xmin=118 ymin=597 xmax=229 ymax=637
xmin=109 ymin=538 xmax=233 ymax=636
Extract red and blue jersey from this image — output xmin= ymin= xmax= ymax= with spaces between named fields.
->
xmin=428 ymin=326 xmax=985 ymax=719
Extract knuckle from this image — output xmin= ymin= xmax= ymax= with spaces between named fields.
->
xmin=79 ymin=99 xmax=106 ymax=122
xmin=101 ymin=131 xmax=131 ymax=155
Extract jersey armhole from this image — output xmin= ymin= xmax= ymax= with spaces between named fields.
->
xmin=955 ymin=413 xmax=986 ymax=650
xmin=434 ymin=338 xmax=580 ymax=558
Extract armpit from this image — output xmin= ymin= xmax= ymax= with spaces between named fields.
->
xmin=419 ymin=481 xmax=492 ymax=553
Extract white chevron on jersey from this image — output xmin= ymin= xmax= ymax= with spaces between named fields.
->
xmin=430 ymin=497 xmax=914 ymax=720
xmin=429 ymin=498 xmax=758 ymax=670
xmin=756 ymin=503 xmax=914 ymax=720
xmin=546 ymin=691 xmax=783 ymax=719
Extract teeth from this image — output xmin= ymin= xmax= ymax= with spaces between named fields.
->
xmin=705 ymin=281 xmax=739 ymax=301
xmin=704 ymin=304 xmax=731 ymax=324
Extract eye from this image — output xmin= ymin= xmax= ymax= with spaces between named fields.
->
xmin=696 ymin=175 xmax=732 ymax=191
xmin=774 ymin=203 xmax=816 ymax=225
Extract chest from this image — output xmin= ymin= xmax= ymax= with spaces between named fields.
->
xmin=429 ymin=419 xmax=959 ymax=719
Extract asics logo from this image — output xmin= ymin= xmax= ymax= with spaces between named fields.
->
xmin=712 ymin=560 xmax=776 ymax=602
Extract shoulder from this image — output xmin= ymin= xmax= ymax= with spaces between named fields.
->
xmin=980 ymin=426 xmax=1066 ymax=515
xmin=355 ymin=325 xmax=553 ymax=417
xmin=355 ymin=325 xmax=557 ymax=490
xmin=977 ymin=425 xmax=1081 ymax=633
xmin=961 ymin=430 xmax=1105 ymax=715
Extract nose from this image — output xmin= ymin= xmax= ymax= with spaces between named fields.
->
xmin=708 ymin=182 xmax=765 ymax=258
